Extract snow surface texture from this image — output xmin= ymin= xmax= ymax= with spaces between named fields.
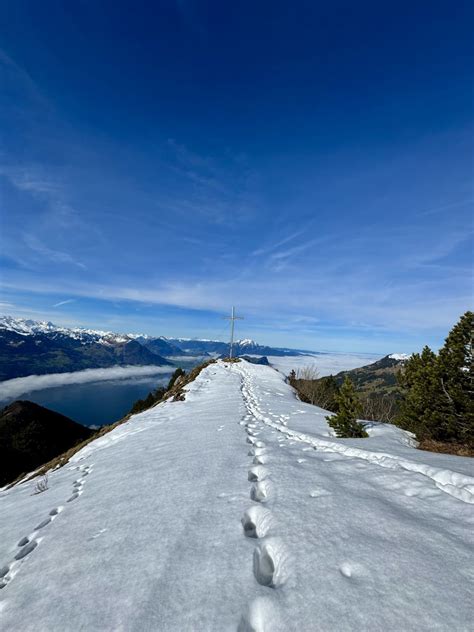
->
xmin=0 ymin=360 xmax=473 ymax=631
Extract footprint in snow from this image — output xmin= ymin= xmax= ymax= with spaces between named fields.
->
xmin=248 ymin=466 xmax=269 ymax=482
xmin=248 ymin=446 xmax=266 ymax=457
xmin=241 ymin=506 xmax=272 ymax=538
xmin=246 ymin=430 xmax=259 ymax=438
xmin=238 ymin=596 xmax=282 ymax=632
xmin=253 ymin=538 xmax=289 ymax=588
xmin=1 ymin=477 xmax=85 ymax=590
xmin=250 ymin=480 xmax=272 ymax=503
xmin=15 ymin=540 xmax=38 ymax=561
xmin=34 ymin=517 xmax=52 ymax=530
xmin=339 ymin=561 xmax=368 ymax=579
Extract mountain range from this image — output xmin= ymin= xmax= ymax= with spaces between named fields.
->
xmin=0 ymin=316 xmax=311 ymax=381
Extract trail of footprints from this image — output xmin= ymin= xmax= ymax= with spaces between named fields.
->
xmin=241 ymin=416 xmax=289 ymax=590
xmin=238 ymin=383 xmax=290 ymax=630
xmin=0 ymin=462 xmax=93 ymax=591
xmin=237 ymin=365 xmax=367 ymax=619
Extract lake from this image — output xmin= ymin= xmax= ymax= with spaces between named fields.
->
xmin=0 ymin=358 xmax=209 ymax=428
xmin=0 ymin=352 xmax=383 ymax=428
xmin=2 ymin=373 xmax=174 ymax=427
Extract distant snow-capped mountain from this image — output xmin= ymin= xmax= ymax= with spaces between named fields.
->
xmin=388 ymin=353 xmax=412 ymax=361
xmin=165 ymin=336 xmax=311 ymax=358
xmin=0 ymin=316 xmax=138 ymax=346
xmin=0 ymin=315 xmax=315 ymax=382
xmin=0 ymin=316 xmax=173 ymax=382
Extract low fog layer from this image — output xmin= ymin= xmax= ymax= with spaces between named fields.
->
xmin=0 ymin=365 xmax=174 ymax=402
xmin=265 ymin=353 xmax=383 ymax=377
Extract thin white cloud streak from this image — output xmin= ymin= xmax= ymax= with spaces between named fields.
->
xmin=0 ymin=302 xmax=15 ymax=311
xmin=53 ymin=299 xmax=76 ymax=307
xmin=251 ymin=229 xmax=306 ymax=257
xmin=1 ymin=164 xmax=105 ymax=269
xmin=0 ymin=365 xmax=173 ymax=402
xmin=416 ymin=198 xmax=474 ymax=217
xmin=269 ymin=236 xmax=329 ymax=261
xmin=23 ymin=234 xmax=87 ymax=269
xmin=0 ymin=48 xmax=51 ymax=110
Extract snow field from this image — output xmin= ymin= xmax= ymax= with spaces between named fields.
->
xmin=0 ymin=360 xmax=472 ymax=631
xmin=233 ymin=361 xmax=474 ymax=631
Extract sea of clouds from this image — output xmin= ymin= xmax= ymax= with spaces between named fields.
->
xmin=0 ymin=365 xmax=174 ymax=402
xmin=263 ymin=352 xmax=383 ymax=377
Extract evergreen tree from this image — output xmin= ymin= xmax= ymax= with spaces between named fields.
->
xmin=326 ymin=376 xmax=367 ymax=438
xmin=396 ymin=312 xmax=473 ymax=446
xmin=396 ymin=346 xmax=447 ymax=439
xmin=318 ymin=375 xmax=340 ymax=413
xmin=437 ymin=311 xmax=473 ymax=445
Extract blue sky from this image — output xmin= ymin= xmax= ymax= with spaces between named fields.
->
xmin=0 ymin=1 xmax=472 ymax=353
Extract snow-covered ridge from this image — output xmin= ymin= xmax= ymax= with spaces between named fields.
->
xmin=0 ymin=317 xmax=262 ymax=349
xmin=168 ymin=337 xmax=222 ymax=343
xmin=0 ymin=315 xmax=144 ymax=346
xmin=237 ymin=338 xmax=258 ymax=347
xmin=0 ymin=360 xmax=472 ymax=631
xmin=389 ymin=353 xmax=411 ymax=361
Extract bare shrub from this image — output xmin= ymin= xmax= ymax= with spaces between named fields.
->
xmin=360 ymin=394 xmax=399 ymax=423
xmin=294 ymin=365 xmax=320 ymax=405
xmin=290 ymin=366 xmax=339 ymax=411
xmin=33 ymin=474 xmax=49 ymax=495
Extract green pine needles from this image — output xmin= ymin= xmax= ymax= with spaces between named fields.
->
xmin=326 ymin=376 xmax=368 ymax=438
xmin=396 ymin=311 xmax=473 ymax=447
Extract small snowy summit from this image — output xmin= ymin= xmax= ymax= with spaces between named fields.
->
xmin=0 ymin=360 xmax=473 ymax=631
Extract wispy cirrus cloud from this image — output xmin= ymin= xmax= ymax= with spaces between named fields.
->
xmin=0 ymin=48 xmax=52 ymax=110
xmin=164 ymin=138 xmax=260 ymax=225
xmin=251 ymin=229 xmax=306 ymax=257
xmin=23 ymin=234 xmax=87 ymax=269
xmin=268 ymin=236 xmax=330 ymax=262
xmin=53 ymin=298 xmax=76 ymax=308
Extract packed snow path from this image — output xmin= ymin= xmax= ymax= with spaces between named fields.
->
xmin=0 ymin=361 xmax=473 ymax=631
